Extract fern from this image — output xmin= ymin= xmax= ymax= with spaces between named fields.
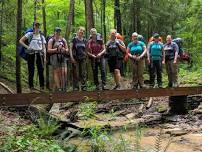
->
xmin=154 ymin=128 xmax=163 ymax=152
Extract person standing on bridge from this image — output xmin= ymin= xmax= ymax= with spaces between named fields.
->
xmin=69 ymin=27 xmax=87 ymax=91
xmin=19 ymin=21 xmax=46 ymax=92
xmin=106 ymin=29 xmax=126 ymax=90
xmin=147 ymin=33 xmax=164 ymax=88
xmin=87 ymin=28 xmax=107 ymax=90
xmin=163 ymin=35 xmax=179 ymax=87
xmin=127 ymin=32 xmax=147 ymax=89
xmin=47 ymin=27 xmax=69 ymax=92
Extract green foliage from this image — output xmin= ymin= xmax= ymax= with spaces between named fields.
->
xmin=79 ymin=97 xmax=97 ymax=119
xmin=0 ymin=124 xmax=64 ymax=152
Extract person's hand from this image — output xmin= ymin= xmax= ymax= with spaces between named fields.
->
xmin=162 ymin=60 xmax=165 ymax=64
xmin=173 ymin=59 xmax=177 ymax=64
xmin=92 ymin=54 xmax=96 ymax=58
xmin=96 ymin=53 xmax=102 ymax=58
xmin=147 ymin=58 xmax=150 ymax=64
xmin=27 ymin=46 xmax=32 ymax=51
xmin=71 ymin=58 xmax=76 ymax=64
xmin=115 ymin=39 xmax=120 ymax=45
xmin=58 ymin=45 xmax=63 ymax=50
xmin=133 ymin=55 xmax=137 ymax=60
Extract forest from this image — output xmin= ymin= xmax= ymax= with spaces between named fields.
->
xmin=1 ymin=0 xmax=202 ymax=152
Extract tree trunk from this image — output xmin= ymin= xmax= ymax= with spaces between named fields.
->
xmin=114 ymin=0 xmax=122 ymax=34
xmin=16 ymin=0 xmax=22 ymax=93
xmin=0 ymin=2 xmax=4 ymax=63
xmin=41 ymin=0 xmax=49 ymax=90
xmin=85 ymin=0 xmax=94 ymax=37
xmin=102 ymin=0 xmax=106 ymax=43
xmin=34 ymin=0 xmax=37 ymax=21
xmin=65 ymin=0 xmax=75 ymax=41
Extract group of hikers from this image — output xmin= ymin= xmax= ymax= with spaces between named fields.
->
xmin=19 ymin=21 xmax=181 ymax=92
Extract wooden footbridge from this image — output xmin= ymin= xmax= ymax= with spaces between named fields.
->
xmin=1 ymin=86 xmax=202 ymax=106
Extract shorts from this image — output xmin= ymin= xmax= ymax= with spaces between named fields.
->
xmin=50 ymin=54 xmax=67 ymax=69
xmin=108 ymin=57 xmax=123 ymax=73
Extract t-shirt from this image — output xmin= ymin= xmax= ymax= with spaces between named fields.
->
xmin=148 ymin=42 xmax=164 ymax=60
xmin=25 ymin=32 xmax=46 ymax=53
xmin=87 ymin=39 xmax=103 ymax=56
xmin=72 ymin=37 xmax=87 ymax=60
xmin=106 ymin=40 xmax=125 ymax=58
xmin=164 ymin=42 xmax=179 ymax=60
xmin=127 ymin=41 xmax=145 ymax=55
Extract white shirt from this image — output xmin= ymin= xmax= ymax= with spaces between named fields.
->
xmin=25 ymin=32 xmax=46 ymax=52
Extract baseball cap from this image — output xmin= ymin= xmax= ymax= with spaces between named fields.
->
xmin=54 ymin=27 xmax=61 ymax=32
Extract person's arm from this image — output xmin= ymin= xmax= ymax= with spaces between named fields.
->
xmin=62 ymin=39 xmax=69 ymax=54
xmin=139 ymin=43 xmax=147 ymax=59
xmin=97 ymin=41 xmax=106 ymax=57
xmin=147 ymin=43 xmax=151 ymax=63
xmin=173 ymin=43 xmax=179 ymax=64
xmin=162 ymin=45 xmax=165 ymax=64
xmin=116 ymin=40 xmax=126 ymax=53
xmin=47 ymin=39 xmax=57 ymax=54
xmin=86 ymin=41 xmax=96 ymax=58
xmin=69 ymin=41 xmax=76 ymax=63
xmin=19 ymin=33 xmax=29 ymax=49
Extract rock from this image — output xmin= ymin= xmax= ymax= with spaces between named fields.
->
xmin=164 ymin=128 xmax=188 ymax=136
xmin=162 ymin=123 xmax=179 ymax=129
xmin=125 ymin=113 xmax=136 ymax=119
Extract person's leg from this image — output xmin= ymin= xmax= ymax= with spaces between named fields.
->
xmin=72 ymin=63 xmax=79 ymax=90
xmin=53 ymin=68 xmax=60 ymax=90
xmin=166 ymin=60 xmax=173 ymax=87
xmin=149 ymin=60 xmax=155 ymax=87
xmin=132 ymin=60 xmax=138 ymax=88
xmin=36 ymin=53 xmax=44 ymax=89
xmin=91 ymin=59 xmax=99 ymax=89
xmin=61 ymin=65 xmax=67 ymax=91
xmin=138 ymin=59 xmax=145 ymax=88
xmin=27 ymin=54 xmax=35 ymax=89
xmin=100 ymin=58 xmax=107 ymax=89
xmin=80 ymin=59 xmax=87 ymax=90
xmin=156 ymin=60 xmax=162 ymax=88
xmin=172 ymin=61 xmax=178 ymax=87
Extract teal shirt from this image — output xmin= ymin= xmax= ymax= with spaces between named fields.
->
xmin=149 ymin=42 xmax=163 ymax=60
xmin=128 ymin=41 xmax=145 ymax=55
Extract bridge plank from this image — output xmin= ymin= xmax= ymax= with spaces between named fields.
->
xmin=0 ymin=86 xmax=202 ymax=106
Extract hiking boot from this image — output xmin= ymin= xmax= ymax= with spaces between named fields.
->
xmin=29 ymin=87 xmax=34 ymax=93
xmin=132 ymin=84 xmax=138 ymax=89
xmin=73 ymin=87 xmax=79 ymax=91
xmin=113 ymin=84 xmax=121 ymax=90
xmin=158 ymin=84 xmax=163 ymax=88
xmin=102 ymin=85 xmax=108 ymax=90
xmin=81 ymin=86 xmax=87 ymax=91
xmin=173 ymin=83 xmax=179 ymax=87
xmin=139 ymin=84 xmax=146 ymax=89
xmin=95 ymin=85 xmax=100 ymax=90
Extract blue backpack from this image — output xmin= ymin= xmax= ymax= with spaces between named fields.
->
xmin=18 ymin=28 xmax=34 ymax=61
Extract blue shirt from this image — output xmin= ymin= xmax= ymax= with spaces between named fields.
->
xmin=127 ymin=41 xmax=145 ymax=55
xmin=148 ymin=42 xmax=163 ymax=60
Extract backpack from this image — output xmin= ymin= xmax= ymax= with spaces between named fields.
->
xmin=172 ymin=38 xmax=183 ymax=57
xmin=18 ymin=28 xmax=33 ymax=60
